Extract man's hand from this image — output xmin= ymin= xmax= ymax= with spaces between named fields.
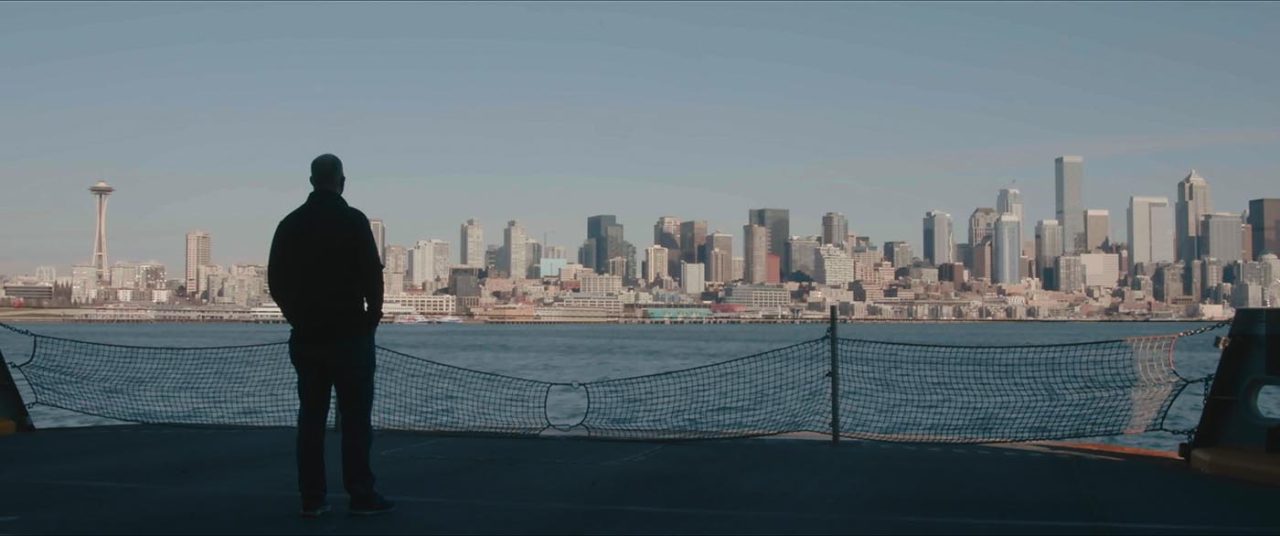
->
xmin=366 ymin=310 xmax=382 ymax=335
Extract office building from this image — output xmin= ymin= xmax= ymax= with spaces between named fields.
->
xmin=1084 ymin=209 xmax=1110 ymax=251
xmin=993 ymin=214 xmax=1022 ymax=285
xmin=704 ymin=231 xmax=733 ymax=283
xmin=1128 ymin=196 xmax=1174 ymax=266
xmin=1055 ymin=255 xmax=1085 ymax=293
xmin=822 ymin=212 xmax=849 ymax=248
xmin=679 ymin=220 xmax=707 ymax=264
xmin=644 ymin=246 xmax=669 ymax=283
xmin=923 ymin=210 xmax=954 ymax=266
xmin=749 ymin=208 xmax=790 ymax=276
xmin=369 ymin=219 xmax=386 ymax=264
xmin=502 ymin=221 xmax=527 ymax=279
xmin=1199 ymin=212 xmax=1243 ymax=263
xmin=884 ymin=241 xmax=912 ymax=269
xmin=1056 ymin=156 xmax=1085 ymax=253
xmin=1248 ymin=199 xmax=1280 ymax=259
xmin=1034 ymin=219 xmax=1063 ymax=282
xmin=185 ymin=230 xmax=211 ymax=294
xmin=743 ymin=224 xmax=769 ymax=284
xmin=1079 ymin=253 xmax=1120 ymax=288
xmin=787 ymin=236 xmax=821 ymax=278
xmin=680 ymin=262 xmax=705 ymax=295
xmin=460 ymin=219 xmax=484 ymax=268
xmin=816 ymin=245 xmax=855 ymax=288
xmin=587 ymin=215 xmax=625 ymax=274
xmin=1176 ymin=170 xmax=1212 ymax=263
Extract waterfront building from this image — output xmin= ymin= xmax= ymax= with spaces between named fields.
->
xmin=1056 ymin=156 xmax=1085 ymax=253
xmin=1084 ymin=209 xmax=1110 ymax=251
xmin=1128 ymin=196 xmax=1174 ymax=266
xmin=34 ymin=266 xmax=56 ymax=283
xmin=822 ymin=212 xmax=849 ymax=248
xmin=787 ymin=236 xmax=821 ymax=278
xmin=1200 ymin=213 xmax=1244 ymax=264
xmin=184 ymin=230 xmax=211 ymax=295
xmin=579 ymin=274 xmax=623 ymax=294
xmin=743 ymin=224 xmax=769 ymax=284
xmin=679 ymin=220 xmax=707 ymax=265
xmin=725 ymin=284 xmax=791 ymax=310
xmin=109 ymin=262 xmax=139 ymax=290
xmin=1248 ymin=199 xmax=1280 ymax=258
xmin=1176 ymin=170 xmax=1212 ymax=263
xmin=923 ymin=210 xmax=954 ymax=266
xmin=71 ymin=264 xmax=98 ymax=303
xmin=749 ymin=208 xmax=790 ymax=276
xmin=369 ymin=219 xmax=386 ymax=264
xmin=680 ymin=262 xmax=705 ymax=295
xmin=1034 ymin=219 xmax=1063 ymax=283
xmin=993 ymin=214 xmax=1022 ymax=285
xmin=460 ymin=219 xmax=484 ymax=268
xmin=644 ymin=246 xmax=669 ymax=283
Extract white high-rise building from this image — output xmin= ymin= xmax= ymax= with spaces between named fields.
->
xmin=1176 ymin=169 xmax=1212 ymax=263
xmin=1079 ymin=253 xmax=1120 ymax=288
xmin=460 ymin=219 xmax=484 ymax=268
xmin=185 ymin=230 xmax=211 ymax=295
xmin=993 ymin=214 xmax=1022 ymax=285
xmin=1128 ymin=196 xmax=1174 ymax=267
xmin=816 ymin=245 xmax=855 ymax=288
xmin=922 ymin=210 xmax=954 ymax=266
xmin=680 ymin=262 xmax=705 ymax=295
xmin=409 ymin=239 xmax=452 ymax=287
xmin=644 ymin=246 xmax=669 ymax=283
xmin=1056 ymin=156 xmax=1085 ymax=253
xmin=502 ymin=221 xmax=527 ymax=279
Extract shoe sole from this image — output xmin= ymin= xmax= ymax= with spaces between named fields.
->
xmin=300 ymin=506 xmax=332 ymax=518
xmin=349 ymin=505 xmax=396 ymax=517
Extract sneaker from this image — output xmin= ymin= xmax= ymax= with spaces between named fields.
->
xmin=349 ymin=495 xmax=396 ymax=516
xmin=300 ymin=502 xmax=332 ymax=518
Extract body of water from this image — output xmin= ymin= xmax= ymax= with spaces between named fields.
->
xmin=0 ymin=321 xmax=1237 ymax=451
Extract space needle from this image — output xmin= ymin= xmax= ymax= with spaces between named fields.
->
xmin=90 ymin=180 xmax=115 ymax=283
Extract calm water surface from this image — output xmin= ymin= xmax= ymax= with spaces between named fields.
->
xmin=1 ymin=322 xmax=1237 ymax=451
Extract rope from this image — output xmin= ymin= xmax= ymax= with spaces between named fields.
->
xmin=0 ymin=319 xmax=1233 ymax=442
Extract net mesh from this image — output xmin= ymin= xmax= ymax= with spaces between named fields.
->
xmin=1 ymin=322 xmax=1213 ymax=442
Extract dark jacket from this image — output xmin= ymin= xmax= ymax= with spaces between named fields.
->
xmin=268 ymin=190 xmax=383 ymax=341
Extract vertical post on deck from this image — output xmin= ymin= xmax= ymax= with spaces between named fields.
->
xmin=829 ymin=305 xmax=840 ymax=445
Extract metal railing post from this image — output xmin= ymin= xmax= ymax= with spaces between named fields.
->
xmin=829 ymin=305 xmax=840 ymax=445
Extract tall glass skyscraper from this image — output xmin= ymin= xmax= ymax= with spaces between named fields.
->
xmin=993 ymin=214 xmax=1022 ymax=284
xmin=1055 ymin=156 xmax=1084 ymax=254
xmin=1128 ymin=196 xmax=1174 ymax=267
xmin=922 ymin=210 xmax=954 ymax=266
xmin=1176 ymin=169 xmax=1212 ymax=263
xmin=748 ymin=208 xmax=790 ymax=276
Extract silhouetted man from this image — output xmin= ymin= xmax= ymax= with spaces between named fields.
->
xmin=268 ymin=154 xmax=394 ymax=517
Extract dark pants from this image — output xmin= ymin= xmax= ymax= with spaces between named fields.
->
xmin=289 ymin=333 xmax=377 ymax=503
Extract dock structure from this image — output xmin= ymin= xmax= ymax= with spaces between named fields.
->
xmin=2 ymin=426 xmax=1279 ymax=534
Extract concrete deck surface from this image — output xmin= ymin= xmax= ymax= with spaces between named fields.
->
xmin=1 ymin=426 xmax=1278 ymax=534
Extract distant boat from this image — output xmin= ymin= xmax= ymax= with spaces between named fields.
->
xmin=438 ymin=316 xmax=463 ymax=324
xmin=394 ymin=314 xmax=463 ymax=324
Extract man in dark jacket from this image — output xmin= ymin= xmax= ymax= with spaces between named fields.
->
xmin=268 ymin=154 xmax=394 ymax=517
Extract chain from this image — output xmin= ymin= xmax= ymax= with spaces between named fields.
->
xmin=0 ymin=322 xmax=35 ymax=336
xmin=1175 ymin=318 xmax=1232 ymax=338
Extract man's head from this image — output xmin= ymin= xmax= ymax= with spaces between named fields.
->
xmin=309 ymin=153 xmax=345 ymax=194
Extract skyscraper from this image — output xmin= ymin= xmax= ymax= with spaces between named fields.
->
xmin=502 ymin=220 xmax=527 ymax=279
xmin=1176 ymin=170 xmax=1212 ymax=263
xmin=787 ymin=236 xmax=822 ymax=278
xmin=1128 ymin=196 xmax=1174 ymax=267
xmin=1199 ymin=213 xmax=1243 ymax=263
xmin=997 ymin=188 xmax=1023 ymax=227
xmin=460 ymin=219 xmax=484 ymax=268
xmin=704 ymin=231 xmax=733 ymax=283
xmin=653 ymin=217 xmax=681 ymax=250
xmin=822 ymin=212 xmax=849 ymax=248
xmin=923 ymin=210 xmax=954 ymax=266
xmin=993 ymin=214 xmax=1022 ymax=285
xmin=1056 ymin=156 xmax=1084 ymax=253
xmin=644 ymin=246 xmax=669 ymax=283
xmin=369 ymin=219 xmax=386 ymax=264
xmin=1034 ymin=219 xmax=1063 ymax=282
xmin=587 ymin=215 xmax=624 ymax=274
xmin=743 ymin=224 xmax=769 ymax=284
xmin=680 ymin=262 xmax=705 ymax=294
xmin=679 ymin=220 xmax=707 ymax=265
xmin=748 ymin=209 xmax=790 ymax=276
xmin=185 ymin=230 xmax=211 ymax=294
xmin=89 ymin=180 xmax=114 ymax=283
xmin=884 ymin=241 xmax=913 ymax=269
xmin=1248 ymin=199 xmax=1280 ymax=259
xmin=1084 ymin=209 xmax=1110 ymax=251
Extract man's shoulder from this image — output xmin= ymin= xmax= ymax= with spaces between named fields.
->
xmin=345 ymin=205 xmax=371 ymax=227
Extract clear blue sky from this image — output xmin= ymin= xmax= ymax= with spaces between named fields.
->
xmin=1 ymin=2 xmax=1277 ymax=276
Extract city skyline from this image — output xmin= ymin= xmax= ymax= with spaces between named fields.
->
xmin=2 ymin=3 xmax=1279 ymax=275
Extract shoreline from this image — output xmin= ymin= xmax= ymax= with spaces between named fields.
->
xmin=0 ymin=314 xmax=1222 ymax=325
